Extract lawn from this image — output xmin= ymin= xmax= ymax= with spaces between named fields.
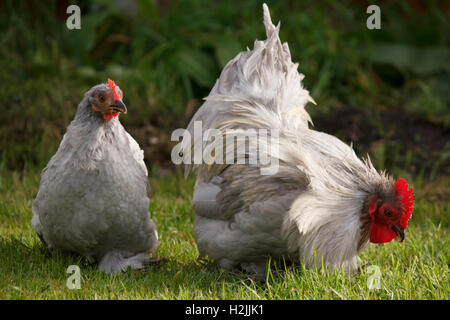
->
xmin=0 ymin=167 xmax=448 ymax=299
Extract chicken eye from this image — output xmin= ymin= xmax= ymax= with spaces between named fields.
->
xmin=384 ymin=208 xmax=393 ymax=217
xmin=98 ymin=94 xmax=106 ymax=103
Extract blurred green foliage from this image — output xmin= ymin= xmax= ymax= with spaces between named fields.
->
xmin=0 ymin=0 xmax=449 ymax=176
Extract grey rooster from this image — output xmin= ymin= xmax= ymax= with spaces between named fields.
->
xmin=32 ymin=79 xmax=159 ymax=273
xmin=183 ymin=4 xmax=414 ymax=278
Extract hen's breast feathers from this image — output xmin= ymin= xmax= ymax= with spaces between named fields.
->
xmin=32 ymin=119 xmax=153 ymax=259
xmin=125 ymin=131 xmax=148 ymax=177
xmin=34 ymin=121 xmax=150 ymax=220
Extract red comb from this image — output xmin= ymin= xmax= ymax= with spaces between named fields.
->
xmin=108 ymin=78 xmax=121 ymax=100
xmin=395 ymin=178 xmax=415 ymax=229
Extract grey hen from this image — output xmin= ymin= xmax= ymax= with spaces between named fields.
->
xmin=32 ymin=79 xmax=159 ymax=273
xmin=183 ymin=4 xmax=414 ymax=278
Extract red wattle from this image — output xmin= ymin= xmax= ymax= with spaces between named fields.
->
xmin=103 ymin=112 xmax=119 ymax=121
xmin=370 ymin=222 xmax=397 ymax=243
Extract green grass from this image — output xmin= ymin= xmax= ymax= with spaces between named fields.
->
xmin=0 ymin=168 xmax=448 ymax=299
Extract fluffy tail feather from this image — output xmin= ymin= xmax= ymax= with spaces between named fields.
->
xmin=183 ymin=4 xmax=315 ymax=176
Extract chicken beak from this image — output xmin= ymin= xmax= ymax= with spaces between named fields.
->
xmin=392 ymin=225 xmax=405 ymax=242
xmin=110 ymin=100 xmax=127 ymax=114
